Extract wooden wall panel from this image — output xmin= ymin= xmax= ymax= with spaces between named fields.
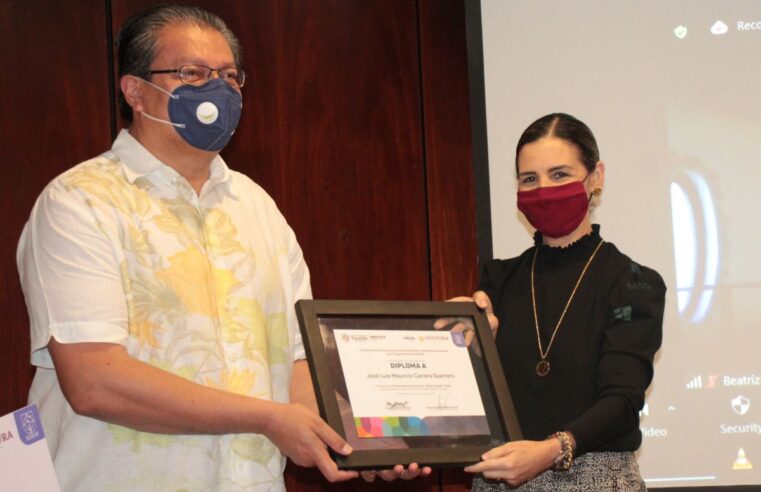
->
xmin=231 ymin=0 xmax=432 ymax=302
xmin=0 ymin=0 xmax=112 ymax=415
xmin=419 ymin=0 xmax=479 ymax=304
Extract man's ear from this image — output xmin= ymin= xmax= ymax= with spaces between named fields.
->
xmin=120 ymin=75 xmax=144 ymax=114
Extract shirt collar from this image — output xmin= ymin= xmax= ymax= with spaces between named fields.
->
xmin=110 ymin=129 xmax=237 ymax=199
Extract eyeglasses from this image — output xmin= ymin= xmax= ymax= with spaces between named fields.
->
xmin=148 ymin=64 xmax=246 ymax=88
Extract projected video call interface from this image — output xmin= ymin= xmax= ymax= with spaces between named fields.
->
xmin=479 ymin=1 xmax=760 ymax=488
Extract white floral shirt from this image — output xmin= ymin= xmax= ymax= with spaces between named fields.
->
xmin=17 ymin=129 xmax=310 ymax=491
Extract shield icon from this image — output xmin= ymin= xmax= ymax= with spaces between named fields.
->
xmin=731 ymin=396 xmax=750 ymax=416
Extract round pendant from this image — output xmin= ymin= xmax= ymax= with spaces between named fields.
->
xmin=536 ymin=359 xmax=550 ymax=377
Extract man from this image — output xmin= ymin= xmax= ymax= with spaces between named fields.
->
xmin=16 ymin=5 xmax=358 ymax=490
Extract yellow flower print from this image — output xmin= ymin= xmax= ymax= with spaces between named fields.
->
xmin=130 ymin=320 xmax=161 ymax=349
xmin=153 ymin=197 xmax=202 ymax=240
xmin=204 ymin=369 xmax=256 ymax=396
xmin=221 ymin=297 xmax=266 ymax=346
xmin=203 ymin=209 xmax=245 ymax=256
xmin=231 ymin=434 xmax=277 ymax=465
xmin=155 ymin=247 xmax=240 ymax=317
xmin=266 ymin=313 xmax=289 ymax=367
xmin=65 ymin=162 xmax=151 ymax=217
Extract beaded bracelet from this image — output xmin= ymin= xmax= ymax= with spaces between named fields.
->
xmin=547 ymin=431 xmax=574 ymax=471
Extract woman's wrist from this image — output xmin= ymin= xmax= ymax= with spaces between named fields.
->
xmin=546 ymin=431 xmax=575 ymax=471
xmin=543 ymin=435 xmax=562 ymax=470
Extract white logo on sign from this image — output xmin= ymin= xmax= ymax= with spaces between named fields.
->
xmin=731 ymin=396 xmax=750 ymax=416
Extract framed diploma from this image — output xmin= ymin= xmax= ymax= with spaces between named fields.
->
xmin=295 ymin=299 xmax=522 ymax=470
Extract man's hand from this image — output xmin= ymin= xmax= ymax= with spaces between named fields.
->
xmin=263 ymin=402 xmax=358 ymax=482
xmin=359 ymin=463 xmax=432 ymax=482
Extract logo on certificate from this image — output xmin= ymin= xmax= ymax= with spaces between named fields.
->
xmin=385 ymin=400 xmax=410 ymax=410
xmin=451 ymin=331 xmax=466 ymax=347
xmin=13 ymin=405 xmax=45 ymax=445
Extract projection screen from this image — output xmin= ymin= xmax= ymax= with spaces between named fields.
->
xmin=470 ymin=1 xmax=761 ymax=488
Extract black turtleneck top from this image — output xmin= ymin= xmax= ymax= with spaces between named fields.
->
xmin=479 ymin=225 xmax=665 ymax=455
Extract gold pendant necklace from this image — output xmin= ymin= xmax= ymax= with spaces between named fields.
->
xmin=531 ymin=238 xmax=604 ymax=377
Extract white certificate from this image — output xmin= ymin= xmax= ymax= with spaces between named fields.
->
xmin=0 ymin=404 xmax=60 ymax=491
xmin=334 ymin=329 xmax=486 ymax=426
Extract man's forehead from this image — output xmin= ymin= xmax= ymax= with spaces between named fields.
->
xmin=152 ymin=23 xmax=234 ymax=66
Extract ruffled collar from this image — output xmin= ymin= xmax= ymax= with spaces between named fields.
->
xmin=532 ymin=224 xmax=603 ymax=263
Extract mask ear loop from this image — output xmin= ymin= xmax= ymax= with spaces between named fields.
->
xmin=140 ymin=111 xmax=186 ymax=129
xmin=141 ymin=78 xmax=179 ymax=99
xmin=138 ymin=78 xmax=186 ymax=128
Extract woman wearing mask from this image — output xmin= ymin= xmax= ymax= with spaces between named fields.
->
xmin=464 ymin=113 xmax=665 ymax=490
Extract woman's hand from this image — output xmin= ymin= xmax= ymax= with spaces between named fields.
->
xmin=464 ymin=439 xmax=558 ymax=487
xmin=446 ymin=291 xmax=498 ymax=338
xmin=359 ymin=463 xmax=432 ymax=482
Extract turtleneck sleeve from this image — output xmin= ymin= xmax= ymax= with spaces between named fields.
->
xmin=565 ymin=259 xmax=665 ymax=454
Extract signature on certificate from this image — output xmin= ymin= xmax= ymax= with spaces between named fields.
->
xmin=385 ymin=400 xmax=410 ymax=410
xmin=427 ymin=393 xmax=457 ymax=411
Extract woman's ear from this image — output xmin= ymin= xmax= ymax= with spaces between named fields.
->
xmin=592 ymin=161 xmax=606 ymax=192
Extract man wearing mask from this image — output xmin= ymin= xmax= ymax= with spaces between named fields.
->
xmin=17 ymin=5 xmax=361 ymax=490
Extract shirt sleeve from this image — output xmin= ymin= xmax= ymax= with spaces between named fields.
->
xmin=565 ymin=260 xmax=666 ymax=454
xmin=285 ymin=222 xmax=311 ymax=361
xmin=17 ymin=180 xmax=129 ymax=369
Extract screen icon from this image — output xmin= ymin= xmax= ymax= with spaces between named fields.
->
xmin=733 ymin=448 xmax=753 ymax=470
xmin=686 ymin=375 xmax=702 ymax=389
xmin=731 ymin=396 xmax=750 ymax=416
xmin=711 ymin=21 xmax=729 ymax=35
xmin=707 ymin=374 xmax=719 ymax=388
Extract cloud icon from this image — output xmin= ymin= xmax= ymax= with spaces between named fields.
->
xmin=711 ymin=20 xmax=728 ymax=35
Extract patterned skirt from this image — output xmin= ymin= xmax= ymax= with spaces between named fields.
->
xmin=471 ymin=451 xmax=646 ymax=491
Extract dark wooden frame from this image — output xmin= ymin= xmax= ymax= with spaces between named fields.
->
xmin=295 ymin=299 xmax=522 ymax=470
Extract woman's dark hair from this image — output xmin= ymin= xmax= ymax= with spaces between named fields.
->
xmin=514 ymin=113 xmax=599 ymax=175
xmin=115 ymin=4 xmax=242 ymax=123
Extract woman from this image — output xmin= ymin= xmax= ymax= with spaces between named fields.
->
xmin=464 ymin=113 xmax=665 ymax=490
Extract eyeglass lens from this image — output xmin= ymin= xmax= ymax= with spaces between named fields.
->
xmin=178 ymin=65 xmax=245 ymax=87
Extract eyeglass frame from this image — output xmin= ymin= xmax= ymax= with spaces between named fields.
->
xmin=148 ymin=64 xmax=246 ymax=88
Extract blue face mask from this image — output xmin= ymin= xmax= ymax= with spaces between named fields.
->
xmin=140 ymin=78 xmax=243 ymax=152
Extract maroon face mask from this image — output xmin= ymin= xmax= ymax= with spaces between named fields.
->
xmin=517 ymin=181 xmax=589 ymax=238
